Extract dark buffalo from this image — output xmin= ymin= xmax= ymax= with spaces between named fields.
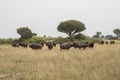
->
xmin=105 ymin=41 xmax=108 ymax=44
xmin=19 ymin=42 xmax=28 ymax=48
xmin=29 ymin=44 xmax=43 ymax=50
xmin=53 ymin=42 xmax=56 ymax=47
xmin=80 ymin=43 xmax=89 ymax=49
xmin=60 ymin=43 xmax=73 ymax=50
xmin=40 ymin=42 xmax=45 ymax=46
xmin=110 ymin=41 xmax=115 ymax=44
xmin=12 ymin=42 xmax=19 ymax=47
xmin=73 ymin=42 xmax=81 ymax=49
xmin=46 ymin=42 xmax=55 ymax=50
xmin=99 ymin=41 xmax=104 ymax=44
xmin=73 ymin=42 xmax=94 ymax=49
xmin=88 ymin=42 xmax=94 ymax=48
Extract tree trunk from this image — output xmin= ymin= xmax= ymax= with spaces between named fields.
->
xmin=68 ymin=34 xmax=74 ymax=42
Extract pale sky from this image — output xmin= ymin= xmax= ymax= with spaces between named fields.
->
xmin=0 ymin=0 xmax=120 ymax=38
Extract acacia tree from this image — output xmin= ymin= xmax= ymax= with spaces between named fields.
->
xmin=57 ymin=20 xmax=86 ymax=41
xmin=113 ymin=29 xmax=120 ymax=38
xmin=17 ymin=27 xmax=36 ymax=41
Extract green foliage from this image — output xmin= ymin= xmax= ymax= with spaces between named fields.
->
xmin=57 ymin=20 xmax=86 ymax=40
xmin=0 ymin=38 xmax=14 ymax=44
xmin=113 ymin=29 xmax=120 ymax=38
xmin=90 ymin=38 xmax=102 ymax=43
xmin=74 ymin=33 xmax=87 ymax=40
xmin=47 ymin=36 xmax=55 ymax=42
xmin=17 ymin=27 xmax=35 ymax=41
xmin=26 ymin=36 xmax=46 ymax=43
xmin=12 ymin=38 xmax=20 ymax=43
xmin=0 ymin=38 xmax=5 ymax=44
xmin=5 ymin=38 xmax=14 ymax=44
xmin=32 ymin=33 xmax=37 ymax=36
xmin=54 ymin=36 xmax=70 ymax=43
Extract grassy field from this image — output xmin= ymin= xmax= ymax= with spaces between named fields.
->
xmin=0 ymin=43 xmax=120 ymax=80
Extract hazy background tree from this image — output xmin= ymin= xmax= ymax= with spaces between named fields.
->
xmin=57 ymin=20 xmax=86 ymax=41
xmin=113 ymin=29 xmax=120 ymax=38
xmin=93 ymin=32 xmax=102 ymax=38
xmin=17 ymin=27 xmax=36 ymax=41
xmin=105 ymin=35 xmax=117 ymax=40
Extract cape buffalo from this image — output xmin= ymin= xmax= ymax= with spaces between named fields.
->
xmin=99 ymin=41 xmax=104 ymax=44
xmin=46 ymin=42 xmax=55 ymax=50
xmin=105 ymin=41 xmax=108 ymax=44
xmin=12 ymin=42 xmax=19 ymax=47
xmin=110 ymin=41 xmax=115 ymax=44
xmin=29 ymin=44 xmax=43 ymax=50
xmin=19 ymin=42 xmax=28 ymax=48
xmin=60 ymin=43 xmax=73 ymax=50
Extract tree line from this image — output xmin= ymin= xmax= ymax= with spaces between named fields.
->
xmin=0 ymin=20 xmax=120 ymax=44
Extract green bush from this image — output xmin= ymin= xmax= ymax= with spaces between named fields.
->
xmin=0 ymin=38 xmax=5 ymax=44
xmin=5 ymin=38 xmax=14 ymax=44
xmin=74 ymin=33 xmax=87 ymax=40
xmin=89 ymin=38 xmax=102 ymax=43
xmin=25 ymin=36 xmax=46 ymax=43
xmin=0 ymin=38 xmax=14 ymax=44
xmin=54 ymin=36 xmax=70 ymax=43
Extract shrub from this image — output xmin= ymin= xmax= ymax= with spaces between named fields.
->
xmin=26 ymin=36 xmax=46 ymax=43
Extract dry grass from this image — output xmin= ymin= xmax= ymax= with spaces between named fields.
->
xmin=0 ymin=43 xmax=120 ymax=80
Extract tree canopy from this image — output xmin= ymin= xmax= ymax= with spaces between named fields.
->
xmin=17 ymin=27 xmax=36 ymax=41
xmin=57 ymin=20 xmax=86 ymax=40
xmin=93 ymin=32 xmax=102 ymax=38
xmin=113 ymin=29 xmax=120 ymax=38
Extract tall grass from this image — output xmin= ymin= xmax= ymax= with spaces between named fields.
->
xmin=0 ymin=43 xmax=120 ymax=80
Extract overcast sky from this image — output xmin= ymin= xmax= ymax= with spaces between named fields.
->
xmin=0 ymin=0 xmax=120 ymax=38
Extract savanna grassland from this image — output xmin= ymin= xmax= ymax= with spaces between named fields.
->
xmin=0 ymin=42 xmax=120 ymax=80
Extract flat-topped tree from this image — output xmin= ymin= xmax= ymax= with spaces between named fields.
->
xmin=57 ymin=20 xmax=86 ymax=41
xmin=17 ymin=27 xmax=37 ymax=41
xmin=113 ymin=29 xmax=120 ymax=38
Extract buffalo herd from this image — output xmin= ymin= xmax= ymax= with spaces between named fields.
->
xmin=11 ymin=40 xmax=115 ymax=50
xmin=98 ymin=40 xmax=115 ymax=45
